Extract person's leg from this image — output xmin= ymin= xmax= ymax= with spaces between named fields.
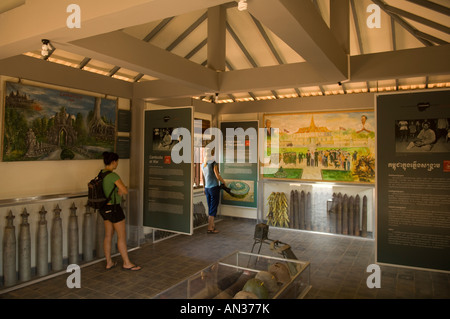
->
xmin=208 ymin=216 xmax=216 ymax=231
xmin=205 ymin=188 xmax=215 ymax=231
xmin=113 ymin=220 xmax=141 ymax=270
xmin=103 ymin=220 xmax=116 ymax=269
xmin=205 ymin=188 xmax=212 ymax=211
xmin=207 ymin=187 xmax=220 ymax=233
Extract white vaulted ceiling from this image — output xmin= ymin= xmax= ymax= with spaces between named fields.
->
xmin=0 ymin=0 xmax=449 ymax=103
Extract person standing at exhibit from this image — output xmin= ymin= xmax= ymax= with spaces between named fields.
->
xmin=100 ymin=151 xmax=141 ymax=271
xmin=398 ymin=120 xmax=409 ymax=142
xmin=202 ymin=149 xmax=227 ymax=234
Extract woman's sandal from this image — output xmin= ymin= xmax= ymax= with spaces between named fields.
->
xmin=105 ymin=261 xmax=117 ymax=270
xmin=122 ymin=264 xmax=141 ymax=271
xmin=207 ymin=228 xmax=219 ymax=234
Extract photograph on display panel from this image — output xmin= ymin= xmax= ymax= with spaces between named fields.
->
xmin=2 ymin=81 xmax=116 ymax=161
xmin=395 ymin=118 xmax=450 ymax=153
xmin=262 ymin=110 xmax=375 ymax=183
xmin=222 ymin=179 xmax=255 ymax=203
xmin=152 ymin=127 xmax=179 ymax=151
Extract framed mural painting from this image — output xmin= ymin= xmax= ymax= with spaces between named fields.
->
xmin=262 ymin=110 xmax=375 ymax=184
xmin=2 ymin=81 xmax=117 ymax=161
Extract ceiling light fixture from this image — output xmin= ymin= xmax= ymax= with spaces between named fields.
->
xmin=41 ymin=39 xmax=54 ymax=57
xmin=238 ymin=0 xmax=248 ymax=11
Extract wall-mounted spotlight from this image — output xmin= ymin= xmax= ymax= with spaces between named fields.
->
xmin=209 ymin=93 xmax=220 ymax=104
xmin=41 ymin=39 xmax=55 ymax=58
xmin=238 ymin=0 xmax=248 ymax=11
xmin=338 ymin=79 xmax=350 ymax=86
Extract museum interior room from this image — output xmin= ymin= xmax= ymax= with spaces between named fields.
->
xmin=0 ymin=0 xmax=449 ymax=302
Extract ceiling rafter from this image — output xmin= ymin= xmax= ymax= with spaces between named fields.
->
xmin=166 ymin=11 xmax=207 ymax=51
xmin=226 ymin=21 xmax=258 ymax=100
xmin=134 ymin=17 xmax=174 ymax=82
xmin=250 ymin=14 xmax=284 ymax=65
xmin=250 ymin=14 xmax=291 ymax=98
xmin=69 ymin=30 xmax=219 ymax=92
xmin=248 ymin=0 xmax=348 ymax=81
xmin=144 ymin=17 xmax=174 ymax=43
xmin=226 ymin=21 xmax=257 ymax=68
xmin=371 ymin=0 xmax=434 ymax=46
xmin=107 ymin=66 xmax=121 ymax=77
xmin=350 ymin=0 xmax=370 ymax=92
xmin=92 ymin=16 xmax=176 ymax=83
xmin=227 ymin=19 xmax=280 ymax=99
xmin=406 ymin=0 xmax=450 ymax=17
xmin=381 ymin=2 xmax=450 ymax=36
xmin=2 ymin=0 xmax=449 ymax=102
xmin=350 ymin=0 xmax=364 ymax=54
xmin=77 ymin=57 xmax=91 ymax=69
xmin=185 ymin=38 xmax=207 ymax=60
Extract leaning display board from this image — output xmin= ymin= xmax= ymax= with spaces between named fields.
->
xmin=376 ymin=90 xmax=450 ymax=271
xmin=143 ymin=107 xmax=193 ymax=235
xmin=220 ymin=121 xmax=258 ymax=208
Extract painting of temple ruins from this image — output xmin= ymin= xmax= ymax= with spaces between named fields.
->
xmin=2 ymin=82 xmax=116 ymax=161
xmin=262 ymin=110 xmax=375 ymax=183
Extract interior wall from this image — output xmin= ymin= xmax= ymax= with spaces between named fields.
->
xmin=0 ymin=55 xmax=375 ymax=231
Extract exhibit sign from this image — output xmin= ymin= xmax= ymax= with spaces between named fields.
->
xmin=220 ymin=121 xmax=258 ymax=208
xmin=2 ymin=81 xmax=116 ymax=161
xmin=376 ymin=90 xmax=450 ymax=271
xmin=143 ymin=107 xmax=193 ymax=235
xmin=262 ymin=111 xmax=375 ymax=183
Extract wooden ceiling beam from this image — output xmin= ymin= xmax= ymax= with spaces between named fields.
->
xmin=68 ymin=30 xmax=219 ymax=93
xmin=248 ymin=0 xmax=348 ymax=80
xmin=0 ymin=0 xmax=231 ymax=59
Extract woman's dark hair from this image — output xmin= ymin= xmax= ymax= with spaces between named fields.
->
xmin=103 ymin=152 xmax=119 ymax=165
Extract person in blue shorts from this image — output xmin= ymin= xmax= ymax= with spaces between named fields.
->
xmin=202 ymin=150 xmax=227 ymax=234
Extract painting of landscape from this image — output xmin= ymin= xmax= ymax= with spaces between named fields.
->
xmin=2 ymin=82 xmax=116 ymax=161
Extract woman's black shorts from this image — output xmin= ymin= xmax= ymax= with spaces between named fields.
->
xmin=99 ymin=204 xmax=125 ymax=223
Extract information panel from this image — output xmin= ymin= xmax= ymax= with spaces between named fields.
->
xmin=143 ymin=107 xmax=193 ymax=235
xmin=376 ymin=90 xmax=450 ymax=271
xmin=220 ymin=121 xmax=258 ymax=208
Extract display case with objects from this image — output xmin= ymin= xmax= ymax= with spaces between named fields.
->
xmin=153 ymin=251 xmax=311 ymax=299
xmin=259 ymin=179 xmax=375 ymax=238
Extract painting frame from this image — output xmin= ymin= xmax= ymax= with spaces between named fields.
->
xmin=262 ymin=110 xmax=375 ymax=184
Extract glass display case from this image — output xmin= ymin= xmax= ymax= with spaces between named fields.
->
xmin=259 ymin=179 xmax=375 ymax=238
xmin=153 ymin=251 xmax=311 ymax=299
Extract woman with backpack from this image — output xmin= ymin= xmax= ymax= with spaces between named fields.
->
xmin=100 ymin=151 xmax=141 ymax=271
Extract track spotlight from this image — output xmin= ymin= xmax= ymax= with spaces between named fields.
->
xmin=238 ymin=0 xmax=248 ymax=11
xmin=41 ymin=39 xmax=54 ymax=57
xmin=209 ymin=93 xmax=219 ymax=104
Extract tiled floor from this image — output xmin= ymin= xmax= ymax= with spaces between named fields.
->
xmin=0 ymin=218 xmax=449 ymax=299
